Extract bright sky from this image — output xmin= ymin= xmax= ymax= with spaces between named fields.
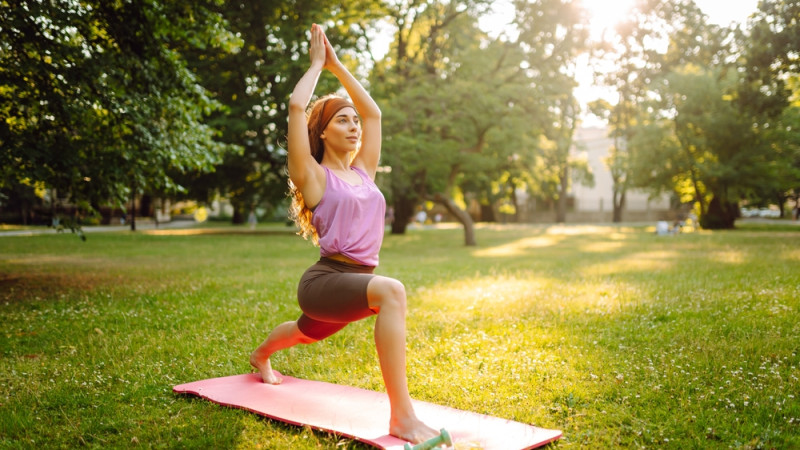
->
xmin=694 ymin=0 xmax=760 ymax=26
xmin=577 ymin=0 xmax=760 ymax=125
xmin=369 ymin=0 xmax=761 ymax=125
xmin=476 ymin=0 xmax=760 ymax=42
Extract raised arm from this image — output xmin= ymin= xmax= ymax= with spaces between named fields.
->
xmin=287 ymin=24 xmax=327 ymax=207
xmin=321 ymin=31 xmax=382 ymax=179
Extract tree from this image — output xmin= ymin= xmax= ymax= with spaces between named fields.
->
xmin=588 ymin=0 xmax=800 ymax=228
xmin=513 ymin=0 xmax=592 ymax=224
xmin=179 ymin=0 xmax=385 ymax=223
xmin=590 ymin=0 xmax=728 ymax=222
xmin=625 ymin=0 xmax=800 ymax=228
xmin=630 ymin=66 xmax=774 ymax=229
xmin=371 ymin=0 xmax=497 ymax=244
xmin=0 ymin=0 xmax=239 ymax=231
xmin=372 ymin=0 xmax=588 ymax=245
xmin=738 ymin=0 xmax=800 ymax=215
xmin=533 ymin=92 xmax=593 ymax=223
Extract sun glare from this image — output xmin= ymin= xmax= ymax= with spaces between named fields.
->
xmin=478 ymin=0 xmax=517 ymax=40
xmin=478 ymin=0 xmax=637 ymax=40
xmin=582 ymin=0 xmax=636 ymax=39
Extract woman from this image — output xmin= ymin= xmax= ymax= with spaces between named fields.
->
xmin=249 ymin=24 xmax=439 ymax=444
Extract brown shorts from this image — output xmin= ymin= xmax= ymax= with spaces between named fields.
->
xmin=296 ymin=257 xmax=377 ymax=340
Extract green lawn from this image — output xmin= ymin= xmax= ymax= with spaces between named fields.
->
xmin=1 ymin=222 xmax=798 ymax=449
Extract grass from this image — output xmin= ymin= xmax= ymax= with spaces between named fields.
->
xmin=0 ymin=225 xmax=36 ymax=231
xmin=1 ymin=222 xmax=798 ymax=449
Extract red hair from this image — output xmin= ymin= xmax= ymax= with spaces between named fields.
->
xmin=288 ymin=95 xmax=357 ymax=245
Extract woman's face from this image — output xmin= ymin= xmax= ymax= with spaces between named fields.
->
xmin=321 ymin=107 xmax=361 ymax=153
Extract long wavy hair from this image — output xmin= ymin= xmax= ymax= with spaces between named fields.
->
xmin=288 ymin=94 xmax=357 ymax=245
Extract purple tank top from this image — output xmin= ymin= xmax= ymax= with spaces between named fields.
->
xmin=312 ymin=166 xmax=386 ymax=266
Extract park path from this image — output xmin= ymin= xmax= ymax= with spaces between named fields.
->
xmin=1 ymin=217 xmax=797 ymax=238
xmin=0 ymin=220 xmax=197 ymax=237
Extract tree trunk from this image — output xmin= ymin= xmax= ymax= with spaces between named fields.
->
xmin=556 ymin=165 xmax=568 ymax=223
xmin=50 ymin=188 xmax=57 ymax=225
xmin=391 ymin=194 xmax=415 ymax=235
xmin=139 ymin=194 xmax=152 ymax=219
xmin=434 ymin=193 xmax=476 ymax=246
xmin=612 ymin=188 xmax=625 ymax=223
xmin=479 ymin=203 xmax=495 ymax=222
xmin=129 ymin=184 xmax=137 ymax=232
xmin=510 ymin=187 xmax=519 ymax=223
xmin=230 ymin=199 xmax=245 ymax=225
xmin=700 ymin=195 xmax=737 ymax=229
xmin=690 ymin=170 xmax=707 ymax=219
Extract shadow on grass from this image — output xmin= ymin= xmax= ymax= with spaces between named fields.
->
xmin=2 ymin=224 xmax=797 ymax=448
xmin=141 ymin=228 xmax=296 ymax=237
xmin=0 ymin=271 xmax=115 ymax=303
xmin=410 ymin=225 xmax=800 ymax=448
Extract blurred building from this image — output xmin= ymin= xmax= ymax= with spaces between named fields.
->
xmin=568 ymin=126 xmax=674 ymax=222
xmin=502 ymin=126 xmax=676 ymax=224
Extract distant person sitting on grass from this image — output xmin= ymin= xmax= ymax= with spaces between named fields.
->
xmin=249 ymin=24 xmax=439 ymax=445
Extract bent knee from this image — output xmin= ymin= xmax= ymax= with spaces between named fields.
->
xmin=293 ymin=323 xmax=319 ymax=345
xmin=298 ymin=334 xmax=318 ymax=345
xmin=368 ymin=277 xmax=407 ymax=311
xmin=296 ymin=331 xmax=319 ymax=344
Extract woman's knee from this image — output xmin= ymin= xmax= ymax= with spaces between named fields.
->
xmin=367 ymin=277 xmax=407 ymax=311
xmin=291 ymin=321 xmax=319 ymax=344
xmin=296 ymin=329 xmax=318 ymax=344
xmin=298 ymin=334 xmax=318 ymax=345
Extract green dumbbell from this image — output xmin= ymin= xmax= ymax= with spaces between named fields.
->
xmin=404 ymin=428 xmax=452 ymax=450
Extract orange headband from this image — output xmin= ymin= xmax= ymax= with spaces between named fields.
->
xmin=319 ymin=97 xmax=355 ymax=130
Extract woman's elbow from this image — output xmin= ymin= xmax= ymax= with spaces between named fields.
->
xmin=365 ymin=106 xmax=381 ymax=121
xmin=288 ymin=100 xmax=307 ymax=114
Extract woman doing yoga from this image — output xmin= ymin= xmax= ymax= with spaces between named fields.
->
xmin=249 ymin=24 xmax=439 ymax=444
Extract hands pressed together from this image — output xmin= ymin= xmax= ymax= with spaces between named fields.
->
xmin=310 ymin=23 xmax=341 ymax=71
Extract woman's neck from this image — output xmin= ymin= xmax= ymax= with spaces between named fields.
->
xmin=322 ymin=154 xmax=351 ymax=172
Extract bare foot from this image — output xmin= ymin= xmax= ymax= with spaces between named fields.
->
xmin=249 ymin=352 xmax=281 ymax=384
xmin=389 ymin=415 xmax=440 ymax=445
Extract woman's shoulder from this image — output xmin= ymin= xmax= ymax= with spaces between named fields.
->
xmin=350 ymin=162 xmax=377 ymax=182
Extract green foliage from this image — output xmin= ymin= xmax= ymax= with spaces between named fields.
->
xmin=1 ymin=224 xmax=799 ymax=448
xmin=4 ymin=0 xmax=798 ymax=235
xmin=745 ymin=0 xmax=800 ymax=92
xmin=373 ymin=0 xmax=501 ymax=231
xmin=739 ymin=1 xmax=800 ymax=209
xmin=0 ymin=0 xmax=240 ymax=212
xmin=630 ymin=66 xmax=769 ymax=228
xmin=595 ymin=0 xmax=800 ymax=228
xmin=373 ymin=0 xmax=589 ymax=234
xmin=590 ymin=0 xmax=724 ymax=222
xmin=178 ymin=0 xmax=385 ymax=222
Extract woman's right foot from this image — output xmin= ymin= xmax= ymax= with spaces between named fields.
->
xmin=389 ymin=415 xmax=440 ymax=445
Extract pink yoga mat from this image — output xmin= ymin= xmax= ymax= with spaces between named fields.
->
xmin=173 ymin=372 xmax=561 ymax=449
